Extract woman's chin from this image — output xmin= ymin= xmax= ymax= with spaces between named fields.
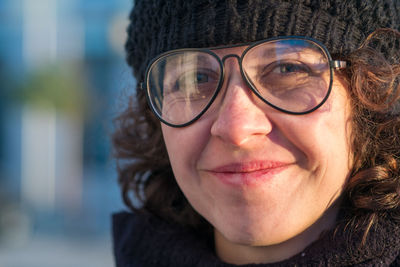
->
xmin=214 ymin=218 xmax=289 ymax=247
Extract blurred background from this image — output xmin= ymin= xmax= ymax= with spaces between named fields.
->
xmin=0 ymin=0 xmax=134 ymax=266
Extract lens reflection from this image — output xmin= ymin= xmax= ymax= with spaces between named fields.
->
xmin=148 ymin=52 xmax=221 ymax=125
xmin=242 ymin=40 xmax=330 ymax=112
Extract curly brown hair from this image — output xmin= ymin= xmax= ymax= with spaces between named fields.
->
xmin=340 ymin=28 xmax=400 ymax=242
xmin=113 ymin=28 xmax=400 ymax=238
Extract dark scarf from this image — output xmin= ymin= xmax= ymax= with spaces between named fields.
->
xmin=112 ymin=210 xmax=400 ymax=266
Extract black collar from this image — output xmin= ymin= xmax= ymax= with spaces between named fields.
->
xmin=112 ymin=210 xmax=400 ymax=266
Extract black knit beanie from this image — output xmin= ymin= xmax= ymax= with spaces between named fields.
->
xmin=126 ymin=0 xmax=400 ymax=83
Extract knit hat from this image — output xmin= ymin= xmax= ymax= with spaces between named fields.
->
xmin=125 ymin=0 xmax=400 ymax=83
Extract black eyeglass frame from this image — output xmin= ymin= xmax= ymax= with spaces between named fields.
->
xmin=140 ymin=36 xmax=347 ymax=128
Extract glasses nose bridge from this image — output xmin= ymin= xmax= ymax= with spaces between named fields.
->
xmin=221 ymin=53 xmax=241 ymax=66
xmin=218 ymin=53 xmax=257 ymax=106
xmin=220 ymin=53 xmax=244 ymax=82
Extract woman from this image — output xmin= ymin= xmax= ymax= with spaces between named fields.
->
xmin=113 ymin=0 xmax=400 ymax=266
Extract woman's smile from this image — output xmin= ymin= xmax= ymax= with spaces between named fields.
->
xmin=201 ymin=160 xmax=293 ymax=186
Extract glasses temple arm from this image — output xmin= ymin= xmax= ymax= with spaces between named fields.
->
xmin=332 ymin=60 xmax=347 ymax=69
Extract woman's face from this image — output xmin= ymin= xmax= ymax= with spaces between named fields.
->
xmin=161 ymin=45 xmax=353 ymax=258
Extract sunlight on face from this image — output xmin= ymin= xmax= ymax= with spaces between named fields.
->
xmin=161 ymin=45 xmax=353 ymax=264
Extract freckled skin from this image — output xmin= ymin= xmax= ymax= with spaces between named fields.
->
xmin=161 ymin=46 xmax=353 ymax=264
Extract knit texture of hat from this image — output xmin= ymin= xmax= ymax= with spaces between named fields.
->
xmin=125 ymin=0 xmax=400 ymax=82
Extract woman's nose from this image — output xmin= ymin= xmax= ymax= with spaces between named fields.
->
xmin=210 ymin=59 xmax=273 ymax=147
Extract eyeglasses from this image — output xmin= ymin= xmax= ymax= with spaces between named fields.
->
xmin=140 ymin=36 xmax=347 ymax=127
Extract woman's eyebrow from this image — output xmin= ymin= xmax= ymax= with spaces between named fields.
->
xmin=166 ymin=53 xmax=212 ymax=66
xmin=254 ymin=45 xmax=321 ymax=58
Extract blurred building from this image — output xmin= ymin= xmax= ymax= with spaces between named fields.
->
xmin=0 ymin=0 xmax=133 ymax=265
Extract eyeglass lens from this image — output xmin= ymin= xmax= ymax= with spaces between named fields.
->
xmin=146 ymin=39 xmax=331 ymax=126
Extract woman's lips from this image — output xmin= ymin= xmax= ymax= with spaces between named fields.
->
xmin=206 ymin=161 xmax=291 ymax=186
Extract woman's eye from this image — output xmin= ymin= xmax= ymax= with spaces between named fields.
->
xmin=163 ymin=69 xmax=219 ymax=101
xmin=179 ymin=72 xmax=209 ymax=84
xmin=173 ymin=70 xmax=217 ymax=92
xmin=253 ymin=61 xmax=316 ymax=96
xmin=271 ymin=63 xmax=310 ymax=74
xmin=196 ymin=73 xmax=208 ymax=83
